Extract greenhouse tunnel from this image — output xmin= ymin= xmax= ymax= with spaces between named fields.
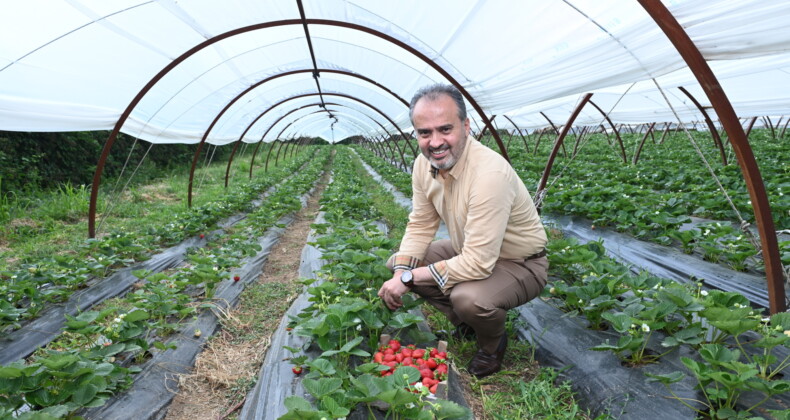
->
xmin=1 ymin=1 xmax=789 ymax=419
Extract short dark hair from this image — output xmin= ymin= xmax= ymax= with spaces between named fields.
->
xmin=409 ymin=83 xmax=467 ymax=123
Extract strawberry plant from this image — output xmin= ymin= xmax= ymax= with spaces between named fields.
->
xmin=279 ymin=149 xmax=469 ymax=419
xmin=0 ymin=149 xmax=331 ymax=418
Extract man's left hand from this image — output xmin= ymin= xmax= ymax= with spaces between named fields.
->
xmin=378 ymin=276 xmax=410 ymax=310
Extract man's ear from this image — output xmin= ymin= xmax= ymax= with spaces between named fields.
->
xmin=464 ymin=118 xmax=470 ymax=136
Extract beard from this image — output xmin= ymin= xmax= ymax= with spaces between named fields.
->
xmin=423 ymin=137 xmax=466 ymax=171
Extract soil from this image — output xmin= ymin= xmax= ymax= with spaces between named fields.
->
xmin=164 ymin=174 xmax=328 ymax=420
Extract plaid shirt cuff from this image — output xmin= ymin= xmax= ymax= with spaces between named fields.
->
xmin=428 ymin=261 xmax=449 ymax=290
xmin=390 ymin=254 xmax=421 ymax=272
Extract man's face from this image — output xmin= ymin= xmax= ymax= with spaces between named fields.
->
xmin=412 ymin=94 xmax=470 ymax=172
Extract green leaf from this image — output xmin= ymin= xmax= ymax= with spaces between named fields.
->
xmin=699 ymin=344 xmax=740 ymax=365
xmin=645 ymin=371 xmax=685 ymax=384
xmin=771 ymin=312 xmax=790 ymax=330
xmin=39 ymin=353 xmax=80 ymax=370
xmin=339 ymin=336 xmax=364 ymax=352
xmin=0 ymin=366 xmax=23 ymax=378
xmin=320 ymin=395 xmax=349 ymax=418
xmin=302 ymin=377 xmax=342 ymax=398
xmin=431 ymin=398 xmax=473 ymax=420
xmin=124 ymin=309 xmax=149 ymax=322
xmin=123 ymin=309 xmax=149 ymax=322
xmin=71 ymin=383 xmax=98 ymax=406
xmin=601 ymin=312 xmax=632 ymax=333
xmin=93 ymin=362 xmax=115 ymax=377
xmin=701 ymin=307 xmax=759 ymax=336
xmin=377 ymin=387 xmax=419 ymax=406
xmin=349 ymin=374 xmax=385 ymax=399
xmin=283 ymin=395 xmax=314 ymax=411
xmin=307 ymin=358 xmax=336 ymax=376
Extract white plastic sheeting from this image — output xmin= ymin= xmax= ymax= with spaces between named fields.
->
xmin=1 ymin=0 xmax=790 ymax=144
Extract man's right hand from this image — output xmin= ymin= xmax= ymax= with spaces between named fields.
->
xmin=377 ymin=275 xmax=410 ymax=310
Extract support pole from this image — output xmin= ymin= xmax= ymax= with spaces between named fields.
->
xmin=640 ymin=0 xmax=785 ymax=313
xmin=535 ymin=93 xmax=593 ymax=207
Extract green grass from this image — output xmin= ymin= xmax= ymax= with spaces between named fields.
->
xmin=0 ymin=144 xmax=283 ymax=271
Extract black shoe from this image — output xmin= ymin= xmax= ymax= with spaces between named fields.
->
xmin=467 ymin=334 xmax=507 ymax=379
xmin=436 ymin=323 xmax=476 ymax=341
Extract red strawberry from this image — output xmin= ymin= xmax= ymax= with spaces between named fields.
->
xmin=412 ymin=349 xmax=425 ymax=359
xmin=426 ymin=358 xmax=438 ymax=369
xmin=402 ymin=357 xmax=413 ymax=366
xmin=436 ymin=351 xmax=447 ymax=360
xmin=233 ymin=275 xmax=240 ymax=282
xmin=292 ymin=366 xmax=302 ymax=375
xmin=430 ymin=384 xmax=438 ymax=394
xmin=430 ymin=348 xmax=438 ymax=357
xmin=435 ymin=363 xmax=448 ymax=374
xmin=384 ymin=348 xmax=395 ymax=356
xmin=401 ymin=348 xmax=413 ymax=358
xmin=383 ymin=353 xmax=395 ymax=362
xmin=388 ymin=339 xmax=401 ymax=352
xmin=374 ymin=352 xmax=384 ymax=364
xmin=199 ymin=234 xmax=205 ymax=239
xmin=420 ymin=368 xmax=434 ymax=379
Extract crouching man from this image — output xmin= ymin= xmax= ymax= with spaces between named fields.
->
xmin=378 ymin=84 xmax=548 ymax=378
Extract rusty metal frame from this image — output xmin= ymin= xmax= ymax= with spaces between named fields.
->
xmin=571 ymin=126 xmax=590 ymax=158
xmin=588 ymin=99 xmax=627 ymax=163
xmin=240 ymin=91 xmax=410 ymax=184
xmin=533 ymin=128 xmax=546 ymax=154
xmin=88 ymin=18 xmax=496 ymax=237
xmin=780 ymin=116 xmax=790 ymax=139
xmin=678 ymin=86 xmax=728 ymax=165
xmin=632 ymin=122 xmax=657 ymax=164
xmin=762 ymin=116 xmax=776 ymax=139
xmin=539 ymin=112 xmax=567 ymax=158
xmin=640 ymin=0 xmax=785 ymax=313
xmin=225 ymin=102 xmax=325 ymax=187
xmin=744 ymin=116 xmax=758 ymax=139
xmin=497 ymin=116 xmax=522 ymax=151
xmin=658 ymin=122 xmax=671 ymax=144
xmin=189 ymin=68 xmax=414 ymax=203
xmin=535 ymin=93 xmax=594 ymax=202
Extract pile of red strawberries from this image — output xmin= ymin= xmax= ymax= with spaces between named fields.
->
xmin=373 ymin=339 xmax=448 ymax=394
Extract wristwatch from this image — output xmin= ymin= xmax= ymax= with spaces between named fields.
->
xmin=400 ymin=270 xmax=414 ymax=288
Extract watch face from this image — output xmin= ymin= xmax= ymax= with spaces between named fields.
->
xmin=401 ymin=270 xmax=413 ymax=283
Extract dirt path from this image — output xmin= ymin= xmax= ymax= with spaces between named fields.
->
xmin=164 ymin=172 xmax=329 ymax=420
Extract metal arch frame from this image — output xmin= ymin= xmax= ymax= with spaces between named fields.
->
xmin=632 ymin=122 xmax=657 ymax=165
xmin=587 ymin=100 xmax=627 ymax=163
xmin=639 ymin=0 xmax=784 ymax=313
xmin=535 ymin=93 xmax=594 ymax=204
xmin=501 ymin=115 xmax=530 ymax=154
xmin=276 ymin=105 xmax=384 ymax=148
xmin=678 ymin=86 xmax=728 ymax=165
xmin=279 ymin=103 xmax=412 ymax=171
xmin=224 ymin=102 xmax=324 ymax=187
xmin=190 ymin=91 xmax=409 ymax=206
xmin=232 ymin=105 xmax=340 ymax=184
xmin=88 ymin=18 xmax=496 ymax=237
xmin=190 ymin=67 xmax=417 ymax=201
xmin=242 ymin=91 xmax=410 ymax=182
xmin=246 ymin=105 xmax=378 ymax=179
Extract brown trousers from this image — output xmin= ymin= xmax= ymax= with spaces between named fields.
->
xmin=391 ymin=239 xmax=548 ymax=354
